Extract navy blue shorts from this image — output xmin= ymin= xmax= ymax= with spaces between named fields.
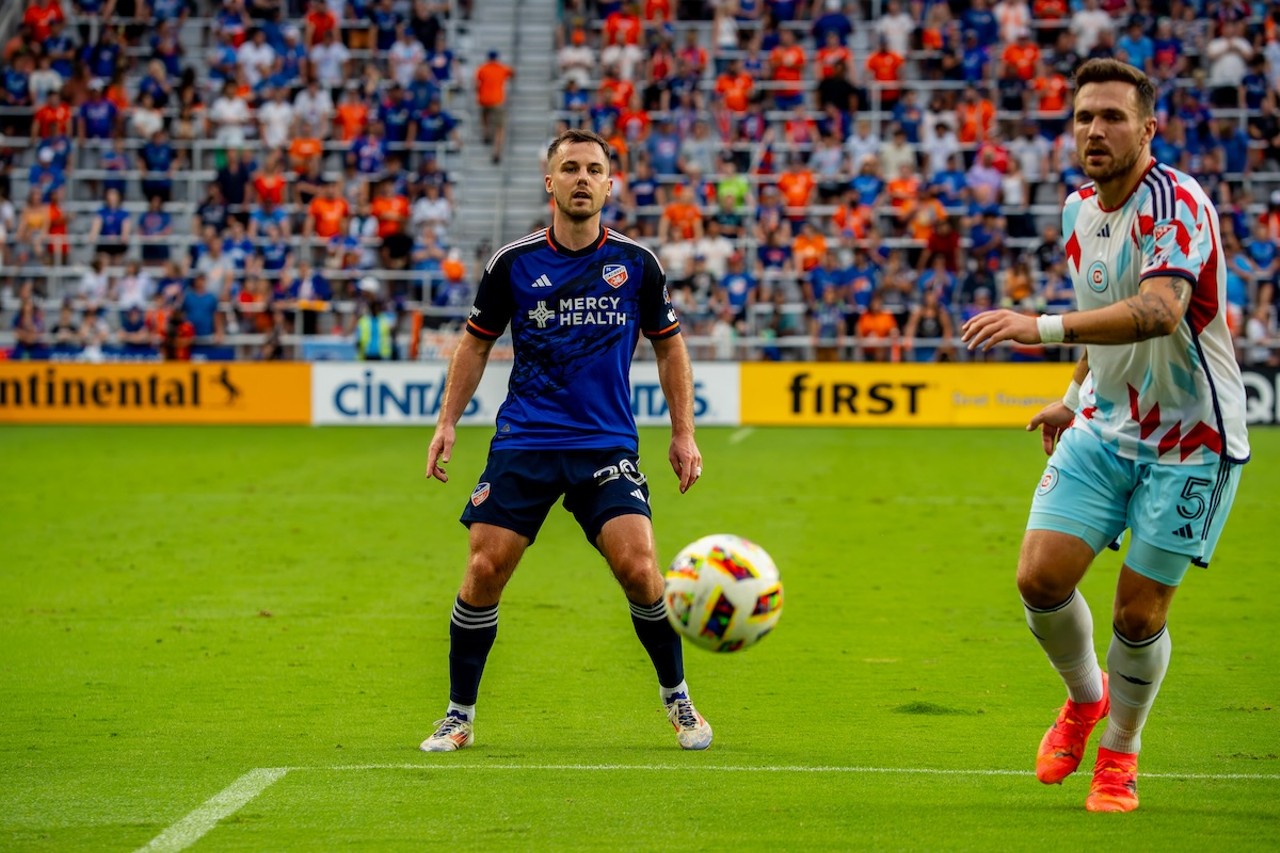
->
xmin=460 ymin=448 xmax=653 ymax=545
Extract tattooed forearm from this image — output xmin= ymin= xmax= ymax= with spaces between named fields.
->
xmin=1126 ymin=287 xmax=1183 ymax=339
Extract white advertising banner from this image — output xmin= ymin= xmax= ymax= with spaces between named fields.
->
xmin=311 ymin=362 xmax=740 ymax=426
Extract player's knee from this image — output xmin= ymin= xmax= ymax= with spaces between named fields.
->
xmin=464 ymin=553 xmax=514 ymax=597
xmin=613 ymin=557 xmax=661 ymax=600
xmin=1015 ymin=562 xmax=1074 ymax=609
xmin=1112 ymin=601 xmax=1166 ymax=643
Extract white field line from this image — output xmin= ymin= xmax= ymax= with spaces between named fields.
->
xmin=135 ymin=767 xmax=289 ymax=853
xmin=320 ymin=763 xmax=1280 ymax=781
xmin=138 ymin=762 xmax=1280 ymax=851
xmin=728 ymin=427 xmax=755 ymax=445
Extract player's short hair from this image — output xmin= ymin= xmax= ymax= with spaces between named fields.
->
xmin=1073 ymin=58 xmax=1156 ymax=119
xmin=546 ymin=128 xmax=612 ymax=170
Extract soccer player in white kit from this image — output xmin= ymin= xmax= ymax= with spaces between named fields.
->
xmin=962 ymin=58 xmax=1250 ymax=813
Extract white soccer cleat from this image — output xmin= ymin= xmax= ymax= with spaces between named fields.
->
xmin=419 ymin=711 xmax=474 ymax=752
xmin=665 ymin=693 xmax=713 ymax=750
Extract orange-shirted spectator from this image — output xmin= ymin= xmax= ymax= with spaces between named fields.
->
xmin=32 ymin=90 xmax=71 ymax=139
xmin=370 ymin=181 xmax=410 ymax=239
xmin=782 ymin=106 xmax=819 ymax=149
xmin=475 ymin=50 xmax=515 ymax=164
xmin=714 ymin=60 xmax=753 ymax=113
xmin=1263 ymin=193 xmax=1280 ymax=242
xmin=833 ymin=188 xmax=873 ymax=240
xmin=678 ymin=29 xmax=708 ymax=76
xmin=334 ymin=90 xmax=369 ymax=142
xmin=304 ymin=0 xmax=339 ymax=47
xmin=975 ymin=132 xmax=1011 ymax=173
xmin=907 ymin=187 xmax=948 ymax=243
xmin=865 ymin=38 xmax=905 ymax=109
xmin=956 ymin=87 xmax=995 ymax=144
xmin=643 ymin=0 xmax=672 ymax=20
xmin=791 ymin=221 xmax=827 ymax=274
xmin=886 ymin=162 xmax=921 ymax=230
xmin=23 ymin=0 xmax=64 ymax=43
xmin=856 ymin=292 xmax=900 ymax=361
xmin=289 ymin=133 xmax=323 ymax=171
xmin=768 ymin=28 xmax=807 ymax=109
xmin=815 ymin=31 xmax=852 ymax=79
xmin=105 ymin=77 xmax=130 ymax=114
xmin=1001 ymin=30 xmax=1040 ymax=81
xmin=617 ymin=92 xmax=651 ymax=142
xmin=776 ymin=160 xmax=816 ymax=216
xmin=305 ymin=181 xmax=350 ymax=241
xmin=1030 ymin=61 xmax=1069 ymax=118
xmin=604 ymin=4 xmax=643 ymax=46
xmin=658 ymin=184 xmax=704 ymax=242
xmin=251 ymin=150 xmax=287 ymax=206
xmin=600 ymin=68 xmax=635 ymax=112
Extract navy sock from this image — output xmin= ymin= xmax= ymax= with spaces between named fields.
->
xmin=448 ymin=597 xmax=498 ymax=706
xmin=630 ymin=597 xmax=684 ymax=690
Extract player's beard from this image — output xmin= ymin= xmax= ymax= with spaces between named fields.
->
xmin=555 ymin=190 xmax=603 ymax=222
xmin=1082 ymin=143 xmax=1146 ymax=185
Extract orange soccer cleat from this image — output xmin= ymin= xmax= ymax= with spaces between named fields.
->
xmin=1085 ymin=746 xmax=1140 ymax=812
xmin=1035 ymin=672 xmax=1110 ymax=784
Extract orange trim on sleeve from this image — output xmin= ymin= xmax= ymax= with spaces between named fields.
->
xmin=467 ymin=319 xmax=502 ymax=338
xmin=645 ymin=320 xmax=680 ymax=338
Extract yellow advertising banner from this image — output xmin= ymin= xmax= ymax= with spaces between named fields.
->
xmin=0 ymin=363 xmax=311 ymax=424
xmin=740 ymin=363 xmax=1076 ymax=426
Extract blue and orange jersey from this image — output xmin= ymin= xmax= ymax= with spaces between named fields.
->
xmin=467 ymin=227 xmax=680 ymax=451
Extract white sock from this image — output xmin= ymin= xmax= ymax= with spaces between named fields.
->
xmin=1101 ymin=625 xmax=1171 ymax=754
xmin=447 ymin=701 xmax=475 ymax=722
xmin=1023 ymin=590 xmax=1105 ymax=704
xmin=661 ymin=680 xmax=689 ymax=705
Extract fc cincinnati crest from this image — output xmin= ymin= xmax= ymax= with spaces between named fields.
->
xmin=470 ymin=482 xmax=491 ymax=506
xmin=602 ymin=264 xmax=629 ymax=288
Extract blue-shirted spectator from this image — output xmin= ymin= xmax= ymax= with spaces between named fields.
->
xmin=138 ymin=196 xmax=173 ymax=264
xmin=28 ymin=148 xmax=65 ymax=201
xmin=378 ymin=85 xmax=415 ymax=146
xmin=183 ymin=273 xmax=224 ymax=343
xmin=349 ymin=126 xmax=389 ymax=175
xmin=369 ymin=0 xmax=402 ymax=51
xmin=139 ymin=129 xmax=178 ymax=202
xmin=89 ymin=188 xmax=131 ymax=258
xmin=415 ymin=100 xmax=459 ymax=147
xmin=813 ymin=0 xmax=854 ymax=46
xmin=1115 ymin=19 xmax=1154 ymax=73
xmin=84 ymin=27 xmax=124 ymax=81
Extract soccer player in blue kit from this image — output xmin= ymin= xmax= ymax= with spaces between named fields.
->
xmin=420 ymin=129 xmax=712 ymax=752
xmin=963 ymin=60 xmax=1249 ymax=812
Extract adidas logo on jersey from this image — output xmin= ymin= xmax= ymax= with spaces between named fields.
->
xmin=1171 ymin=523 xmax=1194 ymax=540
xmin=531 ymin=274 xmax=553 ymax=289
xmin=1095 ymin=224 xmax=1111 ymax=239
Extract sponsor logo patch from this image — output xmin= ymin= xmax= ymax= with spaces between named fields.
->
xmin=603 ymin=263 xmax=629 ymax=288
xmin=470 ymin=482 xmax=491 ymax=506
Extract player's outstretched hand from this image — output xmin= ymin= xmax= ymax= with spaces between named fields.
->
xmin=426 ymin=426 xmax=455 ymax=483
xmin=961 ymin=309 xmax=1040 ymax=352
xmin=1027 ymin=402 xmax=1075 ymax=456
xmin=670 ymin=434 xmax=703 ymax=495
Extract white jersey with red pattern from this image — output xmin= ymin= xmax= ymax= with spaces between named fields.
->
xmin=1061 ymin=160 xmax=1249 ymax=464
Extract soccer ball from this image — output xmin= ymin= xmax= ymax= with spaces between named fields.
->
xmin=663 ymin=534 xmax=783 ymax=652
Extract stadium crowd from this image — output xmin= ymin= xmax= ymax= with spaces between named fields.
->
xmin=1 ymin=0 xmax=1279 ymax=364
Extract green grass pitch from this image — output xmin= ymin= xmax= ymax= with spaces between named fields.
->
xmin=1 ymin=425 xmax=1277 ymax=851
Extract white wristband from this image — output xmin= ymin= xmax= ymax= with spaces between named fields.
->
xmin=1063 ymin=380 xmax=1081 ymax=411
xmin=1037 ymin=314 xmax=1065 ymax=344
